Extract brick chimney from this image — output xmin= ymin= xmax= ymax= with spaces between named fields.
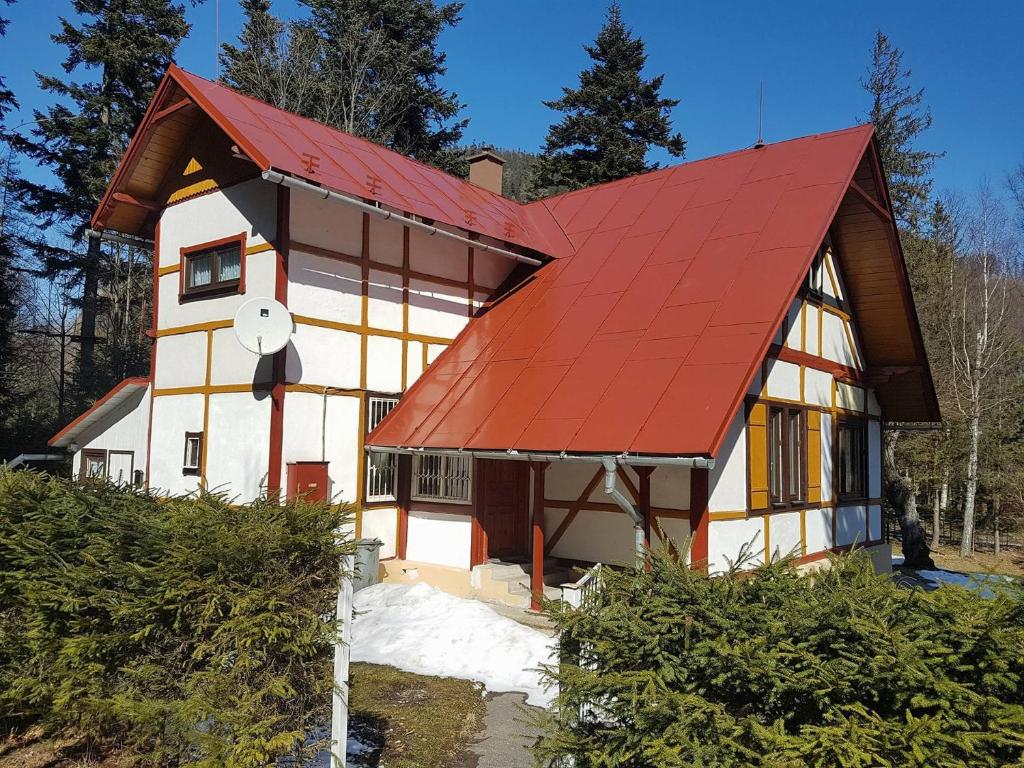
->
xmin=467 ymin=147 xmax=505 ymax=195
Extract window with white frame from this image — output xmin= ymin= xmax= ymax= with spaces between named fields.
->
xmin=412 ymin=453 xmax=472 ymax=503
xmin=183 ymin=432 xmax=203 ymax=475
xmin=365 ymin=396 xmax=399 ymax=502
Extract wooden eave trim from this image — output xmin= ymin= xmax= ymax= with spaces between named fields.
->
xmin=151 ymin=97 xmax=194 ymax=124
xmin=112 ymin=191 xmax=159 ymax=211
xmin=91 ymin=73 xmax=179 ymax=228
xmin=862 ymin=136 xmax=941 ymax=421
xmin=167 ymin=64 xmax=270 ymax=171
xmin=847 ymin=179 xmax=891 ymax=223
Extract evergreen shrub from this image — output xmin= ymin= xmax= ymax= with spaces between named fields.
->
xmin=538 ymin=547 xmax=1024 ymax=767
xmin=0 ymin=469 xmax=353 ymax=766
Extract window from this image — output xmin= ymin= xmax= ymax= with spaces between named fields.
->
xmin=767 ymin=405 xmax=806 ymax=508
xmin=182 ymin=237 xmax=244 ymax=297
xmin=808 ymin=248 xmax=825 ymax=298
xmin=837 ymin=420 xmax=868 ymax=499
xmin=81 ymin=450 xmax=106 ymax=479
xmin=412 ymin=453 xmax=472 ymax=503
xmin=183 ymin=432 xmax=203 ymax=475
xmin=365 ymin=396 xmax=399 ymax=502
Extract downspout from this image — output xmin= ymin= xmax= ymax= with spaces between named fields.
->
xmin=601 ymin=457 xmax=647 ymax=569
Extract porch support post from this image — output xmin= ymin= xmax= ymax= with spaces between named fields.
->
xmin=396 ymin=454 xmax=412 ymax=560
xmin=531 ymin=461 xmax=549 ymax=611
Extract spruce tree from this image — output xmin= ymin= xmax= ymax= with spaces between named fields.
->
xmin=861 ymin=30 xmax=942 ymax=231
xmin=223 ymin=0 xmax=468 ymax=172
xmin=0 ymin=0 xmax=30 ymax=459
xmin=535 ymin=2 xmax=684 ymax=193
xmin=18 ymin=0 xmax=192 ymax=405
xmin=301 ymin=0 xmax=467 ymax=170
xmin=219 ymin=0 xmax=293 ymax=110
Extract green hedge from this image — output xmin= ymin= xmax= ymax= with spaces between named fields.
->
xmin=0 ymin=470 xmax=353 ymax=766
xmin=538 ymin=548 xmax=1024 ymax=768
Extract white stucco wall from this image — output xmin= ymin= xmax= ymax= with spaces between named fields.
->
xmin=203 ymin=392 xmax=272 ymax=500
xmin=281 ymin=391 xmax=361 ymax=503
xmin=710 ymin=411 xmax=746 ymax=512
xmin=708 ymin=517 xmax=764 ymax=573
xmin=361 ymin=507 xmax=399 ymax=559
xmin=405 ymin=509 xmax=472 ymax=569
xmin=769 ymin=510 xmax=802 ymax=561
xmin=804 ymin=507 xmax=834 ymax=553
xmin=149 ymin=393 xmax=205 ymax=496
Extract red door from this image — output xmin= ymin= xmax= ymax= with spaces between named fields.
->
xmin=481 ymin=460 xmax=530 ymax=560
xmin=287 ymin=462 xmax=330 ymax=503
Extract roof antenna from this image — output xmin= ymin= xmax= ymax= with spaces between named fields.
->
xmin=754 ymin=81 xmax=766 ymax=148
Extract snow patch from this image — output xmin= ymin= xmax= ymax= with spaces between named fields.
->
xmin=350 ymin=582 xmax=557 ymax=707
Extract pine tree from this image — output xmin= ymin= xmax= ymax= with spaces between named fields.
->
xmin=18 ymin=0 xmax=192 ymax=405
xmin=861 ymin=31 xmax=942 ymax=232
xmin=535 ymin=2 xmax=684 ymax=194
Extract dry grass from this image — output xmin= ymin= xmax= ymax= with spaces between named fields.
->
xmin=348 ymin=663 xmax=486 ymax=768
xmin=1 ymin=664 xmax=486 ymax=768
xmin=928 ymin=542 xmax=1024 ymax=578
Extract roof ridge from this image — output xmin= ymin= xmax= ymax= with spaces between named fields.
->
xmin=170 ymin=65 xmax=517 ymax=209
xmin=525 ymin=124 xmax=875 ymax=211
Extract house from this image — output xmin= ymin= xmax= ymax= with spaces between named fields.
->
xmin=50 ymin=65 xmax=938 ymax=608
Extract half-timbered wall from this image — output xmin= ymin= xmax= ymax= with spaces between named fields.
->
xmin=542 ymin=463 xmax=691 ymax=564
xmin=145 ymin=175 xmax=517 ymax=561
xmin=707 ymin=245 xmax=884 ymax=573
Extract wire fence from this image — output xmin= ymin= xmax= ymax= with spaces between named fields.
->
xmin=887 ymin=514 xmax=1023 ymax=553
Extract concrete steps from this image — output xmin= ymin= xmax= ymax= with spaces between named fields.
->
xmin=471 ymin=559 xmax=574 ymax=609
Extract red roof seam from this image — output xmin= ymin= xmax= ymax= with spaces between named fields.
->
xmin=549 ymin=182 xmax=736 ymax=451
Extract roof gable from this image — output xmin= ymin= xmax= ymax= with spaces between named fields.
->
xmin=370 ymin=125 xmax=937 ymax=457
xmin=94 ymin=66 xmax=569 ymax=257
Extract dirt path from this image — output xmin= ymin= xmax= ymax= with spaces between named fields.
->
xmin=468 ymin=692 xmax=544 ymax=768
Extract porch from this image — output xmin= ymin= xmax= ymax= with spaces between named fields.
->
xmin=379 ymin=454 xmax=703 ymax=610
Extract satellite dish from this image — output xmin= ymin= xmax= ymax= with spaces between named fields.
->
xmin=233 ymin=297 xmax=293 ymax=356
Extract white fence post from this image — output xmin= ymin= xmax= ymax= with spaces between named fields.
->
xmin=331 ymin=553 xmax=355 ymax=767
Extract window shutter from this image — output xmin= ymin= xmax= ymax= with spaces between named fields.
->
xmin=749 ymin=402 xmax=769 ymax=510
xmin=807 ymin=410 xmax=822 ymax=503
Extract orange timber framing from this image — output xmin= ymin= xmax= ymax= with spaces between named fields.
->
xmin=147 ymin=182 xmax=495 ymax=541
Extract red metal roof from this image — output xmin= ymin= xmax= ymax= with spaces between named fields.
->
xmin=137 ymin=67 xmax=568 ymax=256
xmin=369 ymin=125 xmax=879 ymax=457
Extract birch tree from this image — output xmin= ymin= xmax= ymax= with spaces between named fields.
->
xmin=946 ymin=187 xmax=1020 ymax=556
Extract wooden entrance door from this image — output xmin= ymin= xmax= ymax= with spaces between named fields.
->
xmin=481 ymin=460 xmax=530 ymax=560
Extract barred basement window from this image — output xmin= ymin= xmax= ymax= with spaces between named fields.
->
xmin=365 ymin=396 xmax=399 ymax=502
xmin=412 ymin=453 xmax=472 ymax=504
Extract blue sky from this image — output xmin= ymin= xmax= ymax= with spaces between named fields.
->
xmin=3 ymin=0 xmax=1023 ymax=199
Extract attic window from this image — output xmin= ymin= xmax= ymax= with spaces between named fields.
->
xmin=808 ymin=247 xmax=825 ymax=298
xmin=181 ymin=235 xmax=245 ymax=299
